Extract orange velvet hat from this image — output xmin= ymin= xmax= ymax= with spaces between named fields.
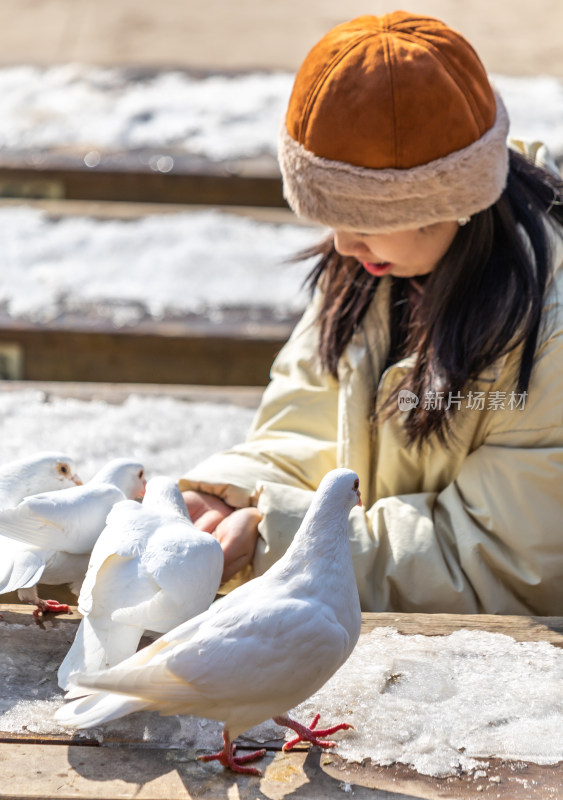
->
xmin=278 ymin=12 xmax=510 ymax=232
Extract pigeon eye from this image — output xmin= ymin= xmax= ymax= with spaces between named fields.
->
xmin=138 ymin=469 xmax=144 ymax=479
xmin=59 ymin=464 xmax=69 ymax=474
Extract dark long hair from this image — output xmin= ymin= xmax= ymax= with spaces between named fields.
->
xmin=302 ymin=149 xmax=563 ymax=445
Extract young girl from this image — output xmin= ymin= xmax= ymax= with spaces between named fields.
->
xmin=179 ymin=11 xmax=563 ymax=615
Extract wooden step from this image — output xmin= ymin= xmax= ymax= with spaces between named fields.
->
xmin=0 ymin=314 xmax=291 ymax=385
xmin=0 ymin=152 xmax=285 ymax=208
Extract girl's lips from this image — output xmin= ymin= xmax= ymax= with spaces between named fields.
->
xmin=361 ymin=261 xmax=393 ymax=276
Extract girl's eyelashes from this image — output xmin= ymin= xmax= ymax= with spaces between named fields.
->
xmin=419 ymin=222 xmax=446 ymax=234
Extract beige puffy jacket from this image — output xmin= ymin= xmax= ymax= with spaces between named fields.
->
xmin=180 ymin=150 xmax=563 ymax=616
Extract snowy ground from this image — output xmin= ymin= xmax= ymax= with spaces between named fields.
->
xmin=0 ymin=68 xmax=293 ymax=161
xmin=0 ymin=66 xmax=561 ymax=163
xmin=0 ymin=387 xmax=257 ymax=481
xmin=0 ymin=205 xmax=319 ymax=325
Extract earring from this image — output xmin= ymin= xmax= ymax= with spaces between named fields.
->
xmin=458 ymin=216 xmax=470 ymax=226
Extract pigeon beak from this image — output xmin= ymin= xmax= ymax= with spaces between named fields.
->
xmin=356 ymin=490 xmax=362 ymax=508
xmin=72 ymin=473 xmax=83 ymax=486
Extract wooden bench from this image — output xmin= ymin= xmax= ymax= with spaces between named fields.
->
xmin=1 ymin=605 xmax=561 ymax=800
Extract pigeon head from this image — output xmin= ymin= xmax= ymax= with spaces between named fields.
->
xmin=91 ymin=458 xmax=147 ymax=499
xmin=0 ymin=451 xmax=82 ymax=507
xmin=141 ymin=475 xmax=190 ymax=518
xmin=316 ymin=468 xmax=362 ymax=514
xmin=0 ymin=451 xmax=81 ymax=483
xmin=50 ymin=455 xmax=83 ymax=487
xmin=289 ymin=467 xmax=362 ymax=556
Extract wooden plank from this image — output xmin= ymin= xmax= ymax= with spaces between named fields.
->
xmin=0 ymin=744 xmax=386 ymax=800
xmin=0 ymin=159 xmax=286 ymax=209
xmin=0 ymin=195 xmax=311 ymax=385
xmin=0 ymin=379 xmax=264 ymax=408
xmin=0 ymin=604 xmax=81 ymax=623
xmin=0 ymin=740 xmax=560 ymax=799
xmin=3 ymin=605 xmax=562 ymax=645
xmin=0 ymin=318 xmax=290 ymax=385
xmin=361 ymin=612 xmax=563 ymax=647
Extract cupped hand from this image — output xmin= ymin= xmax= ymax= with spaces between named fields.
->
xmin=214 ymin=507 xmax=262 ymax=582
xmin=182 ymin=490 xmax=235 ymax=533
xmin=182 ymin=491 xmax=261 ymax=582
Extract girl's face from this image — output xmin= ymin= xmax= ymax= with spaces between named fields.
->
xmin=333 ymin=221 xmax=460 ymax=278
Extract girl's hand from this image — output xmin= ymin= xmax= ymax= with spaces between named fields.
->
xmin=214 ymin=507 xmax=262 ymax=582
xmin=182 ymin=491 xmax=261 ymax=582
xmin=182 ymin=490 xmax=235 ymax=532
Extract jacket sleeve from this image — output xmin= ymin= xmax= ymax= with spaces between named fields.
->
xmin=178 ymin=291 xmax=340 ymax=509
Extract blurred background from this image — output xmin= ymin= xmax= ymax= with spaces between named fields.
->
xmin=0 ymin=0 xmax=562 ymax=388
xmin=4 ymin=0 xmax=563 ymax=75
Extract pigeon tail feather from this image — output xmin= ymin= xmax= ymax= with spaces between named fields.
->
xmin=0 ymin=548 xmax=45 ymax=593
xmin=55 ymin=691 xmax=148 ymax=729
xmin=58 ymin=616 xmax=144 ymax=691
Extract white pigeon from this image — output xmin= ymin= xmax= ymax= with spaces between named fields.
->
xmin=0 ymin=458 xmax=147 ymax=615
xmin=0 ymin=451 xmax=83 ymax=613
xmin=55 ymin=468 xmax=362 ymax=775
xmin=0 ymin=451 xmax=82 ymax=509
xmin=58 ymin=475 xmax=224 ymax=690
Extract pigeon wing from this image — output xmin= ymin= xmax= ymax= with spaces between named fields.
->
xmin=169 ymin=594 xmax=352 ymax=707
xmin=77 ymin=500 xmax=145 ymax=614
xmin=0 ymin=485 xmax=123 ymax=553
xmin=70 ymin=590 xmax=351 ymax=722
xmin=0 ymin=495 xmax=68 ymax=549
xmin=112 ymin=523 xmax=223 ymax=632
xmin=0 ymin=537 xmax=46 ymax=593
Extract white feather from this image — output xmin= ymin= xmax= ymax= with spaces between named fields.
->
xmin=58 ymin=476 xmax=223 ymax=689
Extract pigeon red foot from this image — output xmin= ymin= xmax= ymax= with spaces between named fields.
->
xmin=274 ymin=712 xmax=353 ymax=751
xmin=33 ymin=598 xmax=70 ymax=618
xmin=198 ymin=729 xmax=266 ymax=776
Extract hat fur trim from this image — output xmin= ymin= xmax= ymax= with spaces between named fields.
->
xmin=278 ymin=92 xmax=510 ymax=233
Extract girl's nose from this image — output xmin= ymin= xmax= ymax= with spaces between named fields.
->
xmin=333 ymin=230 xmax=369 ymax=259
